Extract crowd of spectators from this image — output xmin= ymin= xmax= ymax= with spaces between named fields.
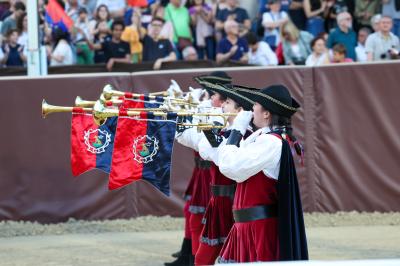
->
xmin=0 ymin=0 xmax=399 ymax=70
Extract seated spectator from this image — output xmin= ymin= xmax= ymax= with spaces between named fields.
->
xmin=101 ymin=20 xmax=131 ymax=70
xmin=306 ymin=36 xmax=330 ymax=65
xmin=164 ymin=0 xmax=192 ymax=51
xmin=281 ymin=20 xmax=313 ymax=65
xmin=189 ymin=0 xmax=215 ymax=60
xmin=370 ymin=14 xmax=381 ymax=32
xmin=182 ymin=45 xmax=199 ymax=61
xmin=332 ymin=43 xmax=353 ymax=62
xmin=1 ymin=29 xmax=26 ymax=66
xmin=366 ymin=15 xmax=400 ymax=61
xmin=1 ymin=2 xmax=25 ymax=37
xmin=304 ymin=0 xmax=328 ymax=37
xmin=215 ymin=0 xmax=251 ymax=37
xmin=74 ymin=7 xmax=94 ymax=65
xmin=355 ymin=27 xmax=371 ymax=62
xmin=262 ymin=0 xmax=289 ymax=50
xmin=90 ymin=21 xmax=112 ymax=64
xmin=121 ymin=8 xmax=146 ymax=63
xmin=89 ymin=4 xmax=113 ymax=38
xmin=246 ymin=31 xmax=278 ymax=66
xmin=216 ymin=20 xmax=248 ymax=64
xmin=95 ymin=0 xmax=126 ymax=19
xmin=142 ymin=17 xmax=177 ymax=70
xmin=327 ymin=12 xmax=357 ymax=61
xmin=50 ymin=27 xmax=74 ymax=66
xmin=354 ymin=0 xmax=380 ymax=30
xmin=382 ymin=0 xmax=400 ymax=37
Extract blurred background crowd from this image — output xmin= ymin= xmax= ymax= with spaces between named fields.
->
xmin=0 ymin=0 xmax=399 ymax=70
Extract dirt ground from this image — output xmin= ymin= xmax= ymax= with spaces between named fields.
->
xmin=0 ymin=212 xmax=399 ymax=266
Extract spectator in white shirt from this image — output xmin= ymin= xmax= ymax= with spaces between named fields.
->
xmin=305 ymin=36 xmax=330 ymax=66
xmin=50 ymin=27 xmax=74 ymax=66
xmin=262 ymin=0 xmax=288 ymax=50
xmin=95 ymin=0 xmax=126 ymax=19
xmin=355 ymin=27 xmax=371 ymax=62
xmin=366 ymin=16 xmax=400 ymax=61
xmin=246 ymin=32 xmax=278 ymax=66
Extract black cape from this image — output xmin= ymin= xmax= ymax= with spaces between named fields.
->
xmin=277 ymin=139 xmax=309 ymax=260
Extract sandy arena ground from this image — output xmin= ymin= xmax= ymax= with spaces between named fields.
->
xmin=0 ymin=212 xmax=399 ymax=266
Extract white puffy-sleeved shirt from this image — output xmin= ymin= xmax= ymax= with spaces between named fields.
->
xmin=216 ymin=127 xmax=282 ymax=183
xmin=198 ymin=128 xmax=230 ymax=164
xmin=176 ymin=127 xmax=204 ymax=152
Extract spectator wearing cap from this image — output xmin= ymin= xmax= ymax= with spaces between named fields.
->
xmin=327 ymin=12 xmax=357 ymax=60
xmin=281 ymin=20 xmax=313 ymax=65
xmin=95 ymin=0 xmax=126 ymax=19
xmin=73 ymin=7 xmax=94 ymax=65
xmin=262 ymin=0 xmax=289 ymax=50
xmin=141 ymin=17 xmax=177 ymax=70
xmin=305 ymin=35 xmax=330 ymax=66
xmin=355 ymin=27 xmax=371 ymax=62
xmin=365 ymin=15 xmax=400 ymax=61
xmin=121 ymin=8 xmax=146 ymax=63
xmin=246 ymin=31 xmax=278 ymax=66
xmin=1 ymin=1 xmax=25 ymax=37
xmin=215 ymin=0 xmax=251 ymax=37
xmin=382 ymin=0 xmax=400 ymax=37
xmin=332 ymin=43 xmax=353 ymax=62
xmin=303 ymin=0 xmax=328 ymax=36
xmin=1 ymin=28 xmax=26 ymax=66
xmin=101 ymin=20 xmax=131 ymax=70
xmin=216 ymin=19 xmax=249 ymax=64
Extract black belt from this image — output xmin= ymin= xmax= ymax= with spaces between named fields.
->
xmin=194 ymin=157 xmax=212 ymax=169
xmin=211 ymin=184 xmax=236 ymax=197
xmin=233 ymin=205 xmax=278 ymax=223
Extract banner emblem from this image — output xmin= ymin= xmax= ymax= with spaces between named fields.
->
xmin=84 ymin=128 xmax=111 ymax=154
xmin=132 ymin=135 xmax=159 ymax=164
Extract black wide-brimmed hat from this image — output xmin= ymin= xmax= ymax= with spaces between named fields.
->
xmin=194 ymin=71 xmax=232 ymax=89
xmin=203 ymin=83 xmax=255 ymax=111
xmin=233 ymin=84 xmax=300 ymax=117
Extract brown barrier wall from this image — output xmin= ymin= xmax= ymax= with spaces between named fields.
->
xmin=0 ymin=63 xmax=399 ymax=223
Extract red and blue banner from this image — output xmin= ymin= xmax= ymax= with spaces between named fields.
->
xmin=45 ymin=0 xmax=73 ymax=32
xmin=70 ymin=108 xmax=117 ymax=176
xmin=127 ymin=0 xmax=156 ymax=7
xmin=109 ymin=110 xmax=177 ymax=195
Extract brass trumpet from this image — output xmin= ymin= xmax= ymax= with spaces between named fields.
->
xmin=42 ymin=99 xmax=236 ymax=129
xmin=102 ymin=84 xmax=197 ymax=106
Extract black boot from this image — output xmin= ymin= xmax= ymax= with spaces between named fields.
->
xmin=171 ymin=250 xmax=181 ymax=258
xmin=165 ymin=238 xmax=193 ymax=266
xmin=171 ymin=238 xmax=190 ymax=258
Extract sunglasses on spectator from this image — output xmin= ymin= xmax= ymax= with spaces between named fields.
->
xmin=151 ymin=23 xmax=163 ymax=27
